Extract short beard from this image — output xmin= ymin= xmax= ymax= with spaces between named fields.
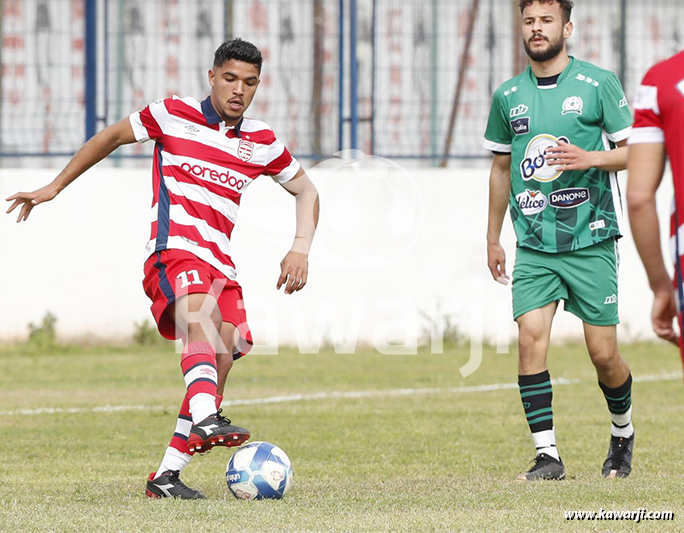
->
xmin=523 ymin=34 xmax=565 ymax=62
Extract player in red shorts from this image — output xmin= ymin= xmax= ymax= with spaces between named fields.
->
xmin=5 ymin=39 xmax=319 ymax=499
xmin=627 ymin=50 xmax=684 ymax=363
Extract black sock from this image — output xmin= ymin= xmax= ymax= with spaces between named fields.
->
xmin=599 ymin=373 xmax=633 ymax=437
xmin=519 ymin=371 xmax=554 ymax=433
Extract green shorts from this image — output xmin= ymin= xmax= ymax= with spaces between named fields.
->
xmin=511 ymin=238 xmax=620 ymax=325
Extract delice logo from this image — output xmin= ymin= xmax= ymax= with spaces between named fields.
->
xmin=549 ymin=188 xmax=590 ymax=208
xmin=516 ymin=189 xmax=548 ymax=216
xmin=181 ymin=162 xmax=246 ymax=191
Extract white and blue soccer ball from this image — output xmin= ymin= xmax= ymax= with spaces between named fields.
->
xmin=226 ymin=441 xmax=293 ymax=500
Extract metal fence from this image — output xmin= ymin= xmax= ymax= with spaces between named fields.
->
xmin=1 ymin=0 xmax=682 ymax=163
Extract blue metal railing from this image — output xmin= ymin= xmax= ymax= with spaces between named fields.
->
xmin=84 ymin=0 xmax=98 ymax=142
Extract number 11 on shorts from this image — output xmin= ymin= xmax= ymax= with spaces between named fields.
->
xmin=177 ymin=270 xmax=203 ymax=289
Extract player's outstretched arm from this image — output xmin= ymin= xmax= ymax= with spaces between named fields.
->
xmin=276 ymin=168 xmax=320 ymax=294
xmin=545 ymin=139 xmax=628 ymax=172
xmin=487 ymin=153 xmax=512 ymax=286
xmin=627 ymin=142 xmax=679 ymax=345
xmin=5 ymin=117 xmax=137 ymax=222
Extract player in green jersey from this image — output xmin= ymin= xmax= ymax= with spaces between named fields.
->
xmin=484 ymin=0 xmax=634 ymax=481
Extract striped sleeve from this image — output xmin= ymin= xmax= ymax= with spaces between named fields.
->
xmin=264 ymin=138 xmax=300 ymax=183
xmin=629 ymin=68 xmax=665 ymax=145
xmin=129 ymin=98 xmax=170 ymax=143
xmin=483 ymin=87 xmax=513 ymax=153
xmin=599 ymin=72 xmax=633 ymax=143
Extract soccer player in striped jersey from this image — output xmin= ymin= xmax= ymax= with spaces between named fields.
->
xmin=6 ymin=39 xmax=319 ymax=499
xmin=627 ymin=51 xmax=684 ymax=362
xmin=484 ymin=0 xmax=634 ymax=481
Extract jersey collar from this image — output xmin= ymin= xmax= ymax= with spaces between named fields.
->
xmin=527 ymin=56 xmax=576 ymax=89
xmin=201 ymin=96 xmax=243 ymax=137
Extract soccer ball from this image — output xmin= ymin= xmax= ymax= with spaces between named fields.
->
xmin=226 ymin=441 xmax=293 ymax=500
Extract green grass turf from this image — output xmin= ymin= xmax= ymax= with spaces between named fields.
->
xmin=0 ymin=342 xmax=683 ymax=531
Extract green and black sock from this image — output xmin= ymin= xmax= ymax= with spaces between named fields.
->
xmin=599 ymin=373 xmax=633 ymax=438
xmin=519 ymin=370 xmax=559 ymax=459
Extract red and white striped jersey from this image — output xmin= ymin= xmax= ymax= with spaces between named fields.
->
xmin=630 ymin=51 xmax=684 ymax=271
xmin=129 ymin=96 xmax=300 ymax=280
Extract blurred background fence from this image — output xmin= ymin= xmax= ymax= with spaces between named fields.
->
xmin=1 ymin=0 xmax=682 ymax=164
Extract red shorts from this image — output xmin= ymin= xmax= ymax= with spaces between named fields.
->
xmin=142 ymin=249 xmax=253 ymax=358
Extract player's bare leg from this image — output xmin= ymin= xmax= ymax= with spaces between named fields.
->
xmin=172 ymin=293 xmax=223 ymax=346
xmin=584 ymin=324 xmax=634 ymax=478
xmin=517 ymin=302 xmax=556 ymax=375
xmin=216 ymin=322 xmax=237 ymax=397
xmin=584 ymin=324 xmax=629 ymax=387
xmin=515 ymin=302 xmax=565 ymax=481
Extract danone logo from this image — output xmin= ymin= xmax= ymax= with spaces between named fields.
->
xmin=549 ymin=188 xmax=590 ymax=208
xmin=516 ymin=189 xmax=548 ymax=216
xmin=520 ymin=134 xmax=570 ymax=182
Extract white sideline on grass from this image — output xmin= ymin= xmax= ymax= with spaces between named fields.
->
xmin=0 ymin=372 xmax=681 ymax=417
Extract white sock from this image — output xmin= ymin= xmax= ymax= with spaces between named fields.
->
xmin=188 ymin=393 xmax=217 ymax=424
xmin=610 ymin=406 xmax=634 ymax=438
xmin=532 ymin=428 xmax=560 ymax=460
xmin=155 ymin=447 xmax=192 ymax=478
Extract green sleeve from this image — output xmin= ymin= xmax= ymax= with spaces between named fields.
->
xmin=483 ymin=89 xmax=513 ymax=153
xmin=599 ymin=73 xmax=633 ymax=143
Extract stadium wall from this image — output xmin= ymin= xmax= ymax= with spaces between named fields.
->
xmin=0 ymin=164 xmax=674 ymax=352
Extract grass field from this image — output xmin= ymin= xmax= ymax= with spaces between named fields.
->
xmin=1 ymin=341 xmax=683 ymax=532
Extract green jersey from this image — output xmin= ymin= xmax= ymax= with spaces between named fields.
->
xmin=484 ymin=57 xmax=633 ymax=253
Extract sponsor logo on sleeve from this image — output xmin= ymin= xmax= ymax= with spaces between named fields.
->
xmin=549 ymin=187 xmax=590 ymax=208
xmin=619 ymin=97 xmax=628 ymax=108
xmin=510 ymin=104 xmax=529 ymax=118
xmin=520 ymin=134 xmax=570 ymax=182
xmin=515 ymin=189 xmax=548 ymax=216
xmin=510 ymin=117 xmax=531 ymax=135
xmin=562 ymin=96 xmax=584 ymax=115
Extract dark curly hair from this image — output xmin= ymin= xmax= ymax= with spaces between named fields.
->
xmin=213 ymin=38 xmax=263 ymax=73
xmin=519 ymin=0 xmax=574 ymax=24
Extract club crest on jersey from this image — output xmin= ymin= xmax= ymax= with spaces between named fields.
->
xmin=516 ymin=189 xmax=548 ymax=216
xmin=520 ymin=134 xmax=570 ymax=182
xmin=238 ymin=140 xmax=254 ymax=162
xmin=562 ymin=96 xmax=583 ymax=115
